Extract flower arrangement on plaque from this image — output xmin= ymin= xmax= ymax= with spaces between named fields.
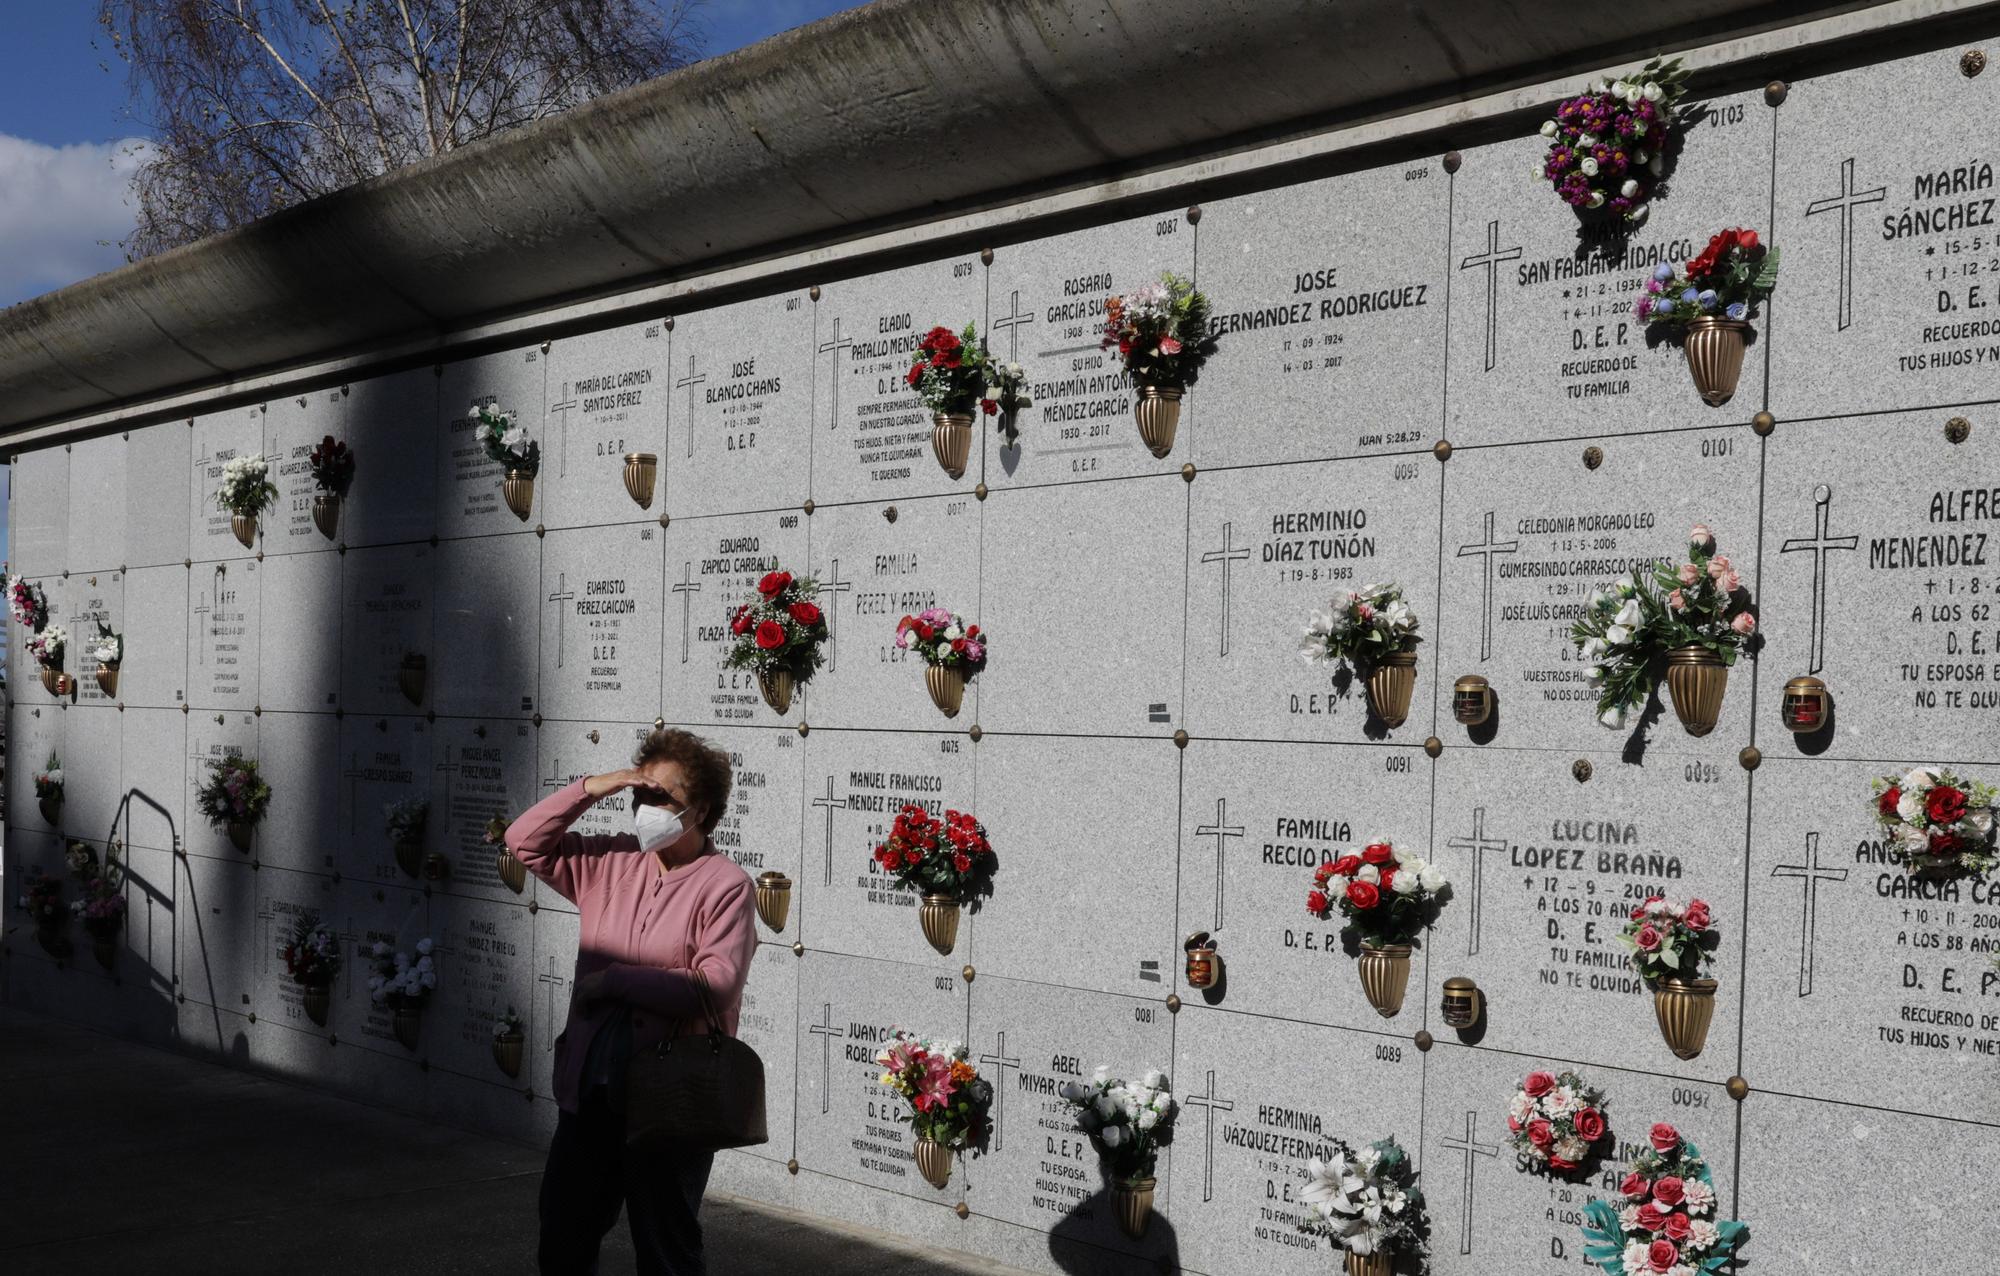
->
xmin=493 ymin=1006 xmax=526 ymax=1077
xmin=19 ymin=868 xmax=70 ymax=959
xmin=1305 ymin=840 xmax=1449 ymax=1017
xmin=1580 ymin=1122 xmax=1747 ymax=1276
xmin=724 ymin=569 xmax=828 ymax=716
xmin=33 ymin=752 xmax=64 ymax=826
xmin=895 ymin=607 xmax=986 ymax=718
xmin=214 ymin=453 xmax=279 ymax=548
xmin=1871 ymin=767 xmax=1999 ymax=880
xmin=485 ymin=813 xmax=528 ymax=893
xmin=66 ymin=839 xmax=127 ymax=971
xmin=86 ymin=622 xmax=123 ymax=699
xmin=385 ymin=797 xmax=432 ymax=880
xmin=1059 ymin=1067 xmax=1177 ymax=1239
xmin=1300 ymin=583 xmax=1422 ymax=727
xmin=281 ymin=910 xmax=341 ymax=1028
xmin=872 ymin=1029 xmax=993 ymax=1190
xmin=870 ymin=804 xmax=995 ymax=955
xmin=8 ymin=573 xmax=49 ymax=631
xmin=28 ymin=624 xmax=71 ymax=697
xmin=474 ymin=404 xmax=539 ymax=521
xmin=906 ymin=324 xmax=1033 ymax=477
xmin=1507 ymin=1069 xmax=1611 ymax=1178
xmin=1619 ymin=895 xmax=1721 ymax=1060
xmin=1571 ymin=525 xmax=1753 ymax=737
xmin=195 ymin=755 xmax=273 ymax=853
xmin=1535 ymin=58 xmax=1689 ymax=224
xmin=307 ymin=435 xmax=355 ymax=540
xmin=1634 ymin=229 xmax=1780 ymax=406
xmin=1297 ymin=1136 xmax=1428 ymax=1276
xmin=1101 ymin=273 xmax=1218 ymax=458
xmin=367 ymin=937 xmax=437 ymax=1050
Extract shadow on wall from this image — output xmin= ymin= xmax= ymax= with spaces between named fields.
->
xmin=1047 ymin=1165 xmax=1181 ymax=1275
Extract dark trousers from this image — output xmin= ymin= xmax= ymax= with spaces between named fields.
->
xmin=539 ymin=1087 xmax=716 ymax=1276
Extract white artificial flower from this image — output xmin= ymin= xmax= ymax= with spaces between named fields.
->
xmin=1623 ymin=1241 xmax=1652 ymax=1273
xmin=1151 ymin=1091 xmax=1172 ymax=1112
xmin=1554 ymin=1135 xmax=1589 ymax=1161
xmin=943 ymin=625 xmax=962 ymax=641
xmin=1605 ymin=625 xmax=1632 ymax=646
xmin=1508 ymin=1092 xmax=1535 ymax=1124
xmin=1545 ymin=1086 xmax=1576 ymax=1117
xmin=1580 ymin=157 xmax=1600 ymax=177
xmin=1101 ymin=1124 xmax=1124 ymax=1148
xmin=1681 ymin=1180 xmax=1716 ymax=1214
xmin=1599 ymin=704 xmax=1628 ymax=730
xmin=1141 ymin=1069 xmax=1165 ymax=1089
xmin=1094 ymin=1094 xmax=1117 ymax=1118
xmin=417 ymin=937 xmax=433 ymax=955
xmin=1897 ymin=789 xmax=1928 ymax=824
xmin=1688 ymin=1219 xmax=1720 ymax=1248
xmin=1643 ymin=81 xmax=1664 ymax=102
xmin=1618 ymin=1204 xmax=1641 ymax=1229
xmin=1966 ymin=809 xmax=1994 ymax=836
xmin=1587 ymin=589 xmax=1606 ymax=609
xmin=1580 ymin=637 xmax=1607 ymax=661
xmin=1092 ymin=1064 xmax=1110 ymax=1082
xmin=1614 ymin=599 xmax=1643 ymax=628
xmin=1390 ymin=870 xmax=1420 ymax=896
xmin=1057 ymin=1081 xmax=1081 ymax=1102
xmin=1649 ymin=152 xmax=1665 ymax=176
xmin=1356 ymin=863 xmax=1380 ymax=886
xmin=1587 ymin=190 xmax=1606 ymax=208
xmin=1418 ymin=864 xmax=1446 ymax=893
xmin=1620 ymin=179 xmax=1640 ymax=198
xmin=1539 ymin=120 xmax=1557 ymax=137
xmin=1137 ymin=1108 xmax=1159 ymax=1131
xmin=1578 ymin=133 xmax=1597 ymax=148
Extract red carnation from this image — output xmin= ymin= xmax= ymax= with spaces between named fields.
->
xmin=905 ymin=364 xmax=924 ymax=388
xmin=730 ymin=614 xmax=752 ymax=636
xmin=789 ymin=601 xmax=823 ymax=626
xmin=1360 ymin=842 xmax=1394 ymax=866
xmin=1878 ymin=786 xmax=1902 ymax=819
xmin=915 ymin=622 xmax=935 ymax=641
xmin=1306 ymin=889 xmax=1330 ymax=914
xmin=754 ymin=620 xmax=786 ymax=650
xmin=980 ymin=399 xmax=999 ymax=416
xmin=1926 ymin=785 xmax=1969 ymax=825
xmin=967 ymin=626 xmax=980 ymax=638
xmin=904 ymin=849 xmax=922 ymax=866
xmin=1345 ymin=880 xmax=1380 ymax=910
xmin=952 ymin=852 xmax=971 ymax=873
xmin=950 ymin=638 xmax=967 ymax=654
xmin=1377 ymin=867 xmax=1396 ymax=893
xmin=758 ymin=571 xmax=792 ymax=597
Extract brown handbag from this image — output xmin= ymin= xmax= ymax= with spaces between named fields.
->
xmin=621 ymin=973 xmax=768 ymax=1150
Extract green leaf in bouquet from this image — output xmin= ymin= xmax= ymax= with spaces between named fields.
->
xmin=1580 ymin=1200 xmax=1627 ymax=1273
xmin=1752 ymin=246 xmax=1781 ymax=292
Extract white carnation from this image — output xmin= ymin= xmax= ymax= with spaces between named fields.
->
xmin=1101 ymin=1124 xmax=1123 ymax=1148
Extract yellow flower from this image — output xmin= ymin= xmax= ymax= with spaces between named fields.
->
xmin=879 ymin=1072 xmax=896 ymax=1087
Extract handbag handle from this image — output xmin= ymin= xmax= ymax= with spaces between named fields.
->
xmin=655 ymin=969 xmax=726 ymax=1054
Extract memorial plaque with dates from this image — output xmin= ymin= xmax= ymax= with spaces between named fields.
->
xmin=336 ymin=715 xmax=434 ymax=886
xmin=543 ymin=320 xmax=670 ymax=530
xmin=261 ymin=388 xmax=347 ymax=552
xmin=339 ymin=544 xmax=436 ymax=718
xmin=182 ymin=711 xmax=259 ymax=861
xmin=664 ymin=292 xmax=813 ymax=518
xmin=658 ymin=509 xmax=809 ymax=725
xmin=185 ymin=558 xmax=261 ymax=710
xmin=65 ymin=572 xmax=122 ymax=709
xmin=438 ymin=347 xmax=546 ymax=534
xmin=538 ymin=523 xmax=663 ymax=723
xmin=191 ymin=405 xmax=269 ymax=558
xmin=430 ymin=718 xmax=537 ymax=900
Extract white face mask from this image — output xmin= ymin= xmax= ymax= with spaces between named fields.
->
xmin=634 ymin=802 xmax=696 ymax=854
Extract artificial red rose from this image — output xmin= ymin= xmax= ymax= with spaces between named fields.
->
xmin=754 ymin=620 xmax=786 ymax=650
xmin=1736 ymin=228 xmax=1759 ymax=251
xmin=789 ymin=601 xmax=823 ymax=626
xmin=1548 ymin=1155 xmax=1577 ymax=1172
xmin=1646 ymin=1239 xmax=1679 ymax=1272
xmin=1573 ymin=1107 xmax=1607 ymax=1141
xmin=952 ymin=852 xmax=972 ymax=873
xmin=905 ymin=364 xmax=924 ymax=388
xmin=757 ymin=571 xmax=792 ymax=597
xmin=1330 ymin=855 xmax=1363 ymax=877
xmin=967 ymin=626 xmax=980 ymax=638
xmin=951 ymin=639 xmax=968 ymax=654
xmin=1523 ymin=1070 xmax=1557 ymax=1098
xmin=1526 ymin=1119 xmax=1554 ymax=1147
xmin=1930 ymin=831 xmax=1966 ymax=858
xmin=1361 ymin=842 xmax=1394 ymax=866
xmin=1377 ymin=867 xmax=1397 ymax=894
xmin=1636 ymin=1202 xmax=1668 ymax=1232
xmin=1507 ymin=1115 xmax=1522 ymax=1132
xmin=1345 ymin=880 xmax=1380 ymax=910
xmin=1649 ymin=1122 xmax=1680 ymax=1153
xmin=1306 ymin=889 xmax=1330 ymax=914
xmin=730 ymin=614 xmax=752 ymax=636
xmin=1663 ymin=1212 xmax=1692 ymax=1241
xmin=1314 ymin=862 xmax=1335 ymax=885
xmin=1653 ymin=1176 xmax=1686 ymax=1207
xmin=980 ymin=399 xmax=998 ymax=416
xmin=1878 ymin=786 xmax=1902 ymax=819
xmin=1621 ymin=1171 xmax=1650 ymax=1200
xmin=1633 ymin=894 xmax=1664 ymax=920
xmin=1925 ymin=785 xmax=1969 ymax=825
xmin=1683 ymin=900 xmax=1712 ymax=931
xmin=915 ymin=622 xmax=935 ymax=641
xmin=1634 ymin=924 xmax=1662 ymax=951
xmin=903 ymin=849 xmax=922 ymax=866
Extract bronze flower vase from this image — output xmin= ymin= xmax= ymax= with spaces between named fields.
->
xmin=96 ymin=663 xmax=119 ymax=699
xmin=493 ymin=1031 xmax=525 ymax=1078
xmin=38 ymin=795 xmax=61 ymax=827
xmin=919 ymin=894 xmax=962 ymax=955
xmin=1344 ymin=1250 xmax=1393 ymax=1276
xmin=311 ymin=492 xmax=341 ymax=540
xmin=930 ymin=413 xmax=973 ymax=480
xmin=398 ymin=652 xmax=427 ymax=706
xmin=755 ymin=872 xmax=792 ymax=931
xmin=502 ymin=470 xmax=535 ymax=521
xmin=90 ymin=933 xmax=118 ymax=970
xmin=1132 ymin=385 xmax=1183 ymax=458
xmin=34 ymin=922 xmax=70 ymax=960
xmin=925 ymin=664 xmax=966 ymax=718
xmin=40 ymin=667 xmax=70 ymax=698
xmin=226 ymin=821 xmax=253 ymax=853
xmin=913 ymin=1137 xmax=954 ymax=1190
xmin=1365 ymin=651 xmax=1418 ymax=728
xmin=1682 ymin=317 xmax=1750 ymax=406
xmin=1664 ymin=646 xmax=1728 ymax=737
xmin=302 ymin=982 xmax=331 ymax=1027
xmin=392 ymin=1005 xmax=423 ymax=1051
xmin=1356 ymin=944 xmax=1412 ymax=1018
xmin=231 ymin=511 xmax=258 ymax=549
xmin=394 ymin=839 xmax=424 ymax=879
xmin=623 ymin=453 xmax=658 ymax=509
xmin=1652 ymin=977 xmax=1717 ymax=1060
xmin=757 ymin=668 xmax=794 ymax=715
xmin=496 ymin=849 xmax=528 ymax=894
xmin=1112 ymin=1176 xmax=1155 ymax=1239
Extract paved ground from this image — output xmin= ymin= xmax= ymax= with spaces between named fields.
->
xmin=0 ymin=1006 xmax=1034 ymax=1276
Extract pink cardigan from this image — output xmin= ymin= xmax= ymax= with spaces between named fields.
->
xmin=508 ymin=778 xmax=758 ymax=1115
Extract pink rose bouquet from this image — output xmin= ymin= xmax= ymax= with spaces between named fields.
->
xmin=1506 ymin=1069 xmax=1610 ymax=1177
xmin=1617 ymin=896 xmax=1720 ymax=986
xmin=1581 ymin=1122 xmax=1747 ymax=1274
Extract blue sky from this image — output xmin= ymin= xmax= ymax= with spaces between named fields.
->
xmin=0 ymin=0 xmax=862 ymax=308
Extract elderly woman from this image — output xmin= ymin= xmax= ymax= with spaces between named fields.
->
xmin=509 ymin=727 xmax=757 ymax=1276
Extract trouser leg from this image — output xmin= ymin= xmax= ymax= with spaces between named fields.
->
xmin=623 ymin=1140 xmax=717 ymax=1276
xmin=538 ymin=1092 xmax=628 ymax=1276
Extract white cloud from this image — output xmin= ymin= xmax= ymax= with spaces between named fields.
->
xmin=0 ymin=134 xmax=149 ymax=307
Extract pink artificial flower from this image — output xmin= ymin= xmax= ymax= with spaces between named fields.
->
xmin=1667 ymin=589 xmax=1686 ymax=611
xmin=1634 ymin=924 xmax=1662 ymax=951
xmin=1706 ymin=554 xmax=1732 ymax=578
xmin=1720 ymin=570 xmax=1741 ymax=594
xmin=1730 ymin=612 xmax=1756 ymax=635
xmin=1689 ymin=524 xmax=1714 ymax=550
xmin=1156 ymin=336 xmax=1182 ymax=356
xmin=1676 ymin=563 xmax=1699 ymax=586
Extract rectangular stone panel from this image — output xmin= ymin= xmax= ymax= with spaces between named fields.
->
xmin=118 ymin=565 xmax=188 ymax=709
xmin=1769 ymin=38 xmax=2000 ymax=418
xmin=5 ymin=702 xmax=60 ymax=836
xmin=543 ymin=318 xmax=670 ymax=530
xmin=339 ymin=543 xmax=436 ymax=718
xmin=795 ymin=727 xmax=974 ymax=969
xmin=62 ymin=704 xmax=124 ymax=844
xmin=182 ymin=710 xmax=260 ymax=861
xmin=809 ymin=254 xmax=984 ymax=506
xmin=431 ymin=532 xmax=540 ymax=719
xmin=1177 ymin=738 xmax=1433 ymax=1027
xmin=1435 ymin=426 xmax=1757 ymax=759
xmin=175 ymin=849 xmax=258 ymax=1016
xmin=1184 ymin=453 xmax=1444 ymax=742
xmin=1759 ymin=411 xmax=1999 ymax=762
xmin=538 ymin=522 xmax=663 ymax=723
xmin=663 ymin=290 xmax=813 ymax=518
xmin=342 ymin=368 xmax=438 ymax=547
xmin=258 ymin=549 xmax=343 ymax=713
xmin=68 ymin=432 xmax=127 ymax=573
xmin=533 ymin=721 xmax=652 ymax=871
xmin=795 ymin=949 xmax=969 ymax=1199
xmin=65 ymin=571 xmax=122 ymax=710
xmin=658 ymin=508 xmax=809 ymax=725
xmin=10 ymin=445 xmax=67 ymax=576
xmin=119 ymin=707 xmax=184 ymax=855
xmin=976 ymin=474 xmax=1187 ymax=736
xmin=529 ymin=906 xmax=582 ymax=1100
xmin=959 ymin=975 xmax=1174 ymax=1239
xmin=426 ymin=894 xmax=537 ymax=1085
xmin=261 ymin=387 xmax=348 ymax=553
xmin=437 ymin=346 xmax=547 ymax=535
xmin=113 ymin=841 xmax=179 ymax=1010
xmin=126 ymin=419 xmax=190 ymax=569
xmin=1445 ymin=87 xmax=1774 ymax=446
xmin=191 ymin=403 xmax=267 ymax=560
xmin=248 ymin=863 xmax=342 ymax=1031
xmin=186 ymin=556 xmax=261 ymax=710
xmin=332 ymin=874 xmax=439 ymax=1058
xmin=703 ymin=723 xmax=808 ymax=943
xmin=1421 ymin=1045 xmax=1736 ymax=1276
xmin=735 ymin=938 xmax=800 ymax=1166
xmin=429 ymin=717 xmax=539 ymax=903
xmin=1741 ymin=756 xmax=2000 ymax=1125
xmin=1168 ymin=1005 xmax=1425 ymax=1276
xmin=1194 ymin=161 xmax=1449 ymax=470
xmin=252 ymin=711 xmax=340 ymax=876
xmin=985 ymin=210 xmax=1194 ymax=486
xmin=1430 ymin=745 xmax=1747 ymax=1082
xmin=799 ymin=493 xmax=982 ymax=732
xmin=336 ymin=714 xmax=434 ymax=887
